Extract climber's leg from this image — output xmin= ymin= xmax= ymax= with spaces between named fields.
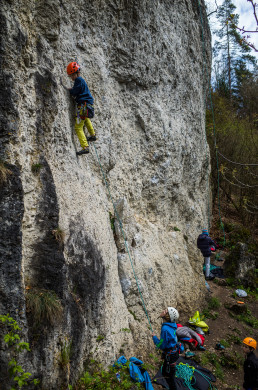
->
xmin=74 ymin=118 xmax=89 ymax=148
xmin=85 ymin=118 xmax=95 ymax=137
xmin=204 ymin=257 xmax=210 ymax=277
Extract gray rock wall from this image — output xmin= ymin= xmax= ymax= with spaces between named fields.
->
xmin=0 ymin=0 xmax=211 ymax=388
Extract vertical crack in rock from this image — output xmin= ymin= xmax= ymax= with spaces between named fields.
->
xmin=66 ymin=218 xmax=106 ymax=379
xmin=32 ymin=157 xmax=66 ymax=296
xmin=67 ymin=218 xmax=106 ymax=315
xmin=0 ymin=164 xmax=24 ymax=386
xmin=34 ymin=70 xmax=58 ymax=145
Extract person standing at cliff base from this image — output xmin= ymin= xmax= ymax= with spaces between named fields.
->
xmin=242 ymin=337 xmax=258 ymax=390
xmin=197 ymin=229 xmax=216 ymax=281
xmin=152 ymin=307 xmax=184 ymax=390
xmin=66 ymin=62 xmax=96 ymax=156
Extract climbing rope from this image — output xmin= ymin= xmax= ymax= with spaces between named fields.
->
xmin=218 ymin=151 xmax=258 ymax=166
xmin=92 ymin=143 xmax=153 ymax=332
xmin=197 ymin=0 xmax=226 ymax=244
xmin=194 ymin=369 xmax=218 ymax=390
xmin=175 ymin=363 xmax=196 ymax=390
xmin=175 ymin=363 xmax=217 ymax=390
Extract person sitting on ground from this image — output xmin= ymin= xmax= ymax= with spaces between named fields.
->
xmin=152 ymin=307 xmax=184 ymax=390
xmin=242 ymin=337 xmax=258 ymax=390
xmin=197 ymin=229 xmax=216 ymax=281
xmin=66 ymin=62 xmax=97 ymax=156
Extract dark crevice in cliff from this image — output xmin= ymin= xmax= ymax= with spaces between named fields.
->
xmin=34 ymin=70 xmax=58 ymax=145
xmin=0 ymin=164 xmax=24 ymax=316
xmin=32 ymin=157 xmax=67 ymax=297
xmin=0 ymin=164 xmax=25 ymax=387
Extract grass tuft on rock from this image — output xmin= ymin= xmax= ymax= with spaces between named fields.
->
xmin=0 ymin=161 xmax=12 ymax=185
xmin=26 ymin=287 xmax=63 ymax=326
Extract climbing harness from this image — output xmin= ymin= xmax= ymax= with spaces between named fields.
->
xmin=76 ymin=103 xmax=94 ymax=124
xmin=78 ymin=102 xmax=94 ymax=120
xmin=92 ymin=143 xmax=153 ymax=332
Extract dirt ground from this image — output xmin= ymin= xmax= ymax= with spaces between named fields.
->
xmin=150 ymin=253 xmax=257 ymax=390
xmin=196 ymin=255 xmax=258 ymax=389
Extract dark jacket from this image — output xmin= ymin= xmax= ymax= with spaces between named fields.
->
xmin=69 ymin=76 xmax=94 ymax=105
xmin=243 ymin=351 xmax=258 ymax=389
xmin=197 ymin=234 xmax=215 ymax=257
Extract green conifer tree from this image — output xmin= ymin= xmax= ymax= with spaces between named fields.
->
xmin=213 ymin=0 xmax=256 ymax=99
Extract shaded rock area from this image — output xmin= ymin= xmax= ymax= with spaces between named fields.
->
xmin=0 ymin=0 xmax=211 ymax=388
xmin=224 ymin=243 xmax=258 ymax=288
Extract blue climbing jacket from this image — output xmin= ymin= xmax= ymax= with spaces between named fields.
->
xmin=129 ymin=357 xmax=154 ymax=390
xmin=153 ymin=322 xmax=184 ymax=353
xmin=114 ymin=356 xmax=154 ymax=390
xmin=69 ymin=76 xmax=94 ymax=105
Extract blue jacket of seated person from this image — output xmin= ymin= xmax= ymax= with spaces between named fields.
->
xmin=153 ymin=322 xmax=184 ymax=354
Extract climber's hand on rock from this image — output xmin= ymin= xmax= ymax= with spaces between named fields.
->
xmin=60 ymin=77 xmax=69 ymax=90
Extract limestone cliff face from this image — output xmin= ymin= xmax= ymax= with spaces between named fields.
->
xmin=0 ymin=0 xmax=211 ymax=388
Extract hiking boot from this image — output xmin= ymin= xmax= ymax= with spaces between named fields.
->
xmin=76 ymin=147 xmax=89 ymax=155
xmin=87 ymin=135 xmax=97 ymax=142
xmin=215 ymin=343 xmax=225 ymax=350
xmin=185 ymin=352 xmax=195 ymax=358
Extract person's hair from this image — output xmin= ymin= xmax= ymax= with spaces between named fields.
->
xmin=163 ymin=313 xmax=171 ymax=322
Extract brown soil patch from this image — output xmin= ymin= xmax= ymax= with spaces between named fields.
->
xmin=152 ymin=255 xmax=258 ymax=390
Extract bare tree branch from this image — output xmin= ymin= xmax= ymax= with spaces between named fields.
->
xmin=207 ymin=0 xmax=219 ymax=17
xmin=248 ymin=0 xmax=258 ymax=25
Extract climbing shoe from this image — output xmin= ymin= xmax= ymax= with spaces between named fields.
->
xmin=185 ymin=352 xmax=195 ymax=358
xmin=76 ymin=147 xmax=89 ymax=155
xmin=87 ymin=135 xmax=97 ymax=142
xmin=198 ymin=345 xmax=206 ymax=351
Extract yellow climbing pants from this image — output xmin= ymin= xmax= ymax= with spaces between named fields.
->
xmin=74 ymin=117 xmax=95 ymax=148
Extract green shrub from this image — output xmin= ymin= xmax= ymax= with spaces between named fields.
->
xmin=59 ymin=339 xmax=72 ymax=368
xmin=227 ymin=334 xmax=242 ymax=345
xmin=31 ymin=163 xmax=43 ymax=174
xmin=201 ymin=308 xmax=219 ymax=320
xmin=109 ymin=212 xmax=115 ymax=232
xmin=0 ymin=314 xmax=40 ymax=389
xmin=96 ymin=335 xmax=105 ymax=342
xmin=76 ymin=361 xmax=142 ymax=389
xmin=128 ymin=310 xmax=141 ymax=322
xmin=208 ymin=297 xmax=221 ymax=310
xmin=219 ymin=339 xmax=230 ymax=348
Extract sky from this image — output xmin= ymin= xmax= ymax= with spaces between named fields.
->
xmin=205 ymin=0 xmax=258 ymax=60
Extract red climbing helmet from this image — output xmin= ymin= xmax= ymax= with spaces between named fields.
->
xmin=67 ymin=62 xmax=81 ymax=75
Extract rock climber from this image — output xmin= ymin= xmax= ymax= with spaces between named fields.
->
xmin=66 ymin=62 xmax=97 ymax=155
xmin=197 ymin=229 xmax=216 ymax=281
xmin=152 ymin=307 xmax=184 ymax=390
xmin=242 ymin=337 xmax=258 ymax=390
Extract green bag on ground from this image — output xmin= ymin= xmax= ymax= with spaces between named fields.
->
xmin=189 ymin=311 xmax=209 ymax=332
